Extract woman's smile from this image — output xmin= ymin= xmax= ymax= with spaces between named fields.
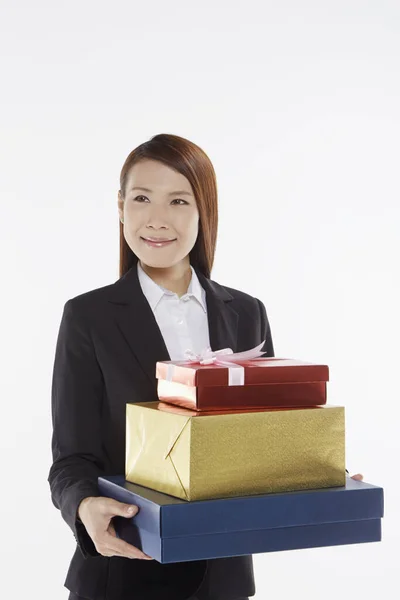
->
xmin=140 ymin=236 xmax=177 ymax=248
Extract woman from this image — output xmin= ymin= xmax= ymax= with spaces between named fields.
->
xmin=48 ymin=133 xmax=362 ymax=600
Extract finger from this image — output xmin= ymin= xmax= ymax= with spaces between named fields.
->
xmin=101 ymin=498 xmax=139 ymax=519
xmin=104 ymin=531 xmax=153 ymax=560
xmin=97 ymin=537 xmax=151 ymax=560
xmin=108 ymin=543 xmax=153 ymax=560
xmin=100 ymin=548 xmax=126 ymax=558
xmin=351 ymin=473 xmax=364 ymax=481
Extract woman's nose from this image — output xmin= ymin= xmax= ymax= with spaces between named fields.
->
xmin=146 ymin=206 xmax=169 ymax=228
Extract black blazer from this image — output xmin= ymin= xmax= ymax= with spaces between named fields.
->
xmin=48 ymin=261 xmax=274 ymax=600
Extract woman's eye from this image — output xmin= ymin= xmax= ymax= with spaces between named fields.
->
xmin=134 ymin=195 xmax=188 ymax=205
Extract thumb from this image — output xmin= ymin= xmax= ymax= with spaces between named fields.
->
xmin=106 ymin=498 xmax=139 ymax=518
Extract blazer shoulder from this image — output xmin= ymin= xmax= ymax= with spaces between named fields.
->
xmin=63 ymin=280 xmax=116 ymax=315
xmin=209 ymin=277 xmax=266 ymax=310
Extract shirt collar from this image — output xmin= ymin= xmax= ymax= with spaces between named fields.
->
xmin=137 ymin=261 xmax=207 ymax=313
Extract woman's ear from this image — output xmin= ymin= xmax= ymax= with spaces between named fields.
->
xmin=117 ymin=191 xmax=124 ymax=222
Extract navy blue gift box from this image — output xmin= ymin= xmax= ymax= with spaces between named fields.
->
xmin=98 ymin=475 xmax=383 ymax=564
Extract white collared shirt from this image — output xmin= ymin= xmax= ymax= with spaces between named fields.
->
xmin=137 ymin=261 xmax=211 ymax=360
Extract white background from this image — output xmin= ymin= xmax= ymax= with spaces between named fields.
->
xmin=1 ymin=1 xmax=398 ymax=598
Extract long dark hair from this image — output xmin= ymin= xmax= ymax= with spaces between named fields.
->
xmin=118 ymin=133 xmax=218 ymax=279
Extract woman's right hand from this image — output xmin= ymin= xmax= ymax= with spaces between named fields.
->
xmin=78 ymin=496 xmax=153 ymax=560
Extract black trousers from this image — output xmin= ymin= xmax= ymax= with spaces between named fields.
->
xmin=67 ymin=559 xmax=250 ymax=600
xmin=68 ymin=595 xmax=249 ymax=600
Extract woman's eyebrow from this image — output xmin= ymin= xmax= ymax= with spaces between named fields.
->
xmin=130 ymin=186 xmax=193 ymax=196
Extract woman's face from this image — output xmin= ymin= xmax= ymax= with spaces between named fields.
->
xmin=118 ymin=159 xmax=199 ymax=270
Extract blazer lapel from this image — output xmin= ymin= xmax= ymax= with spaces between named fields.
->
xmin=107 ymin=261 xmax=239 ymax=389
xmin=195 ymin=269 xmax=239 ymax=353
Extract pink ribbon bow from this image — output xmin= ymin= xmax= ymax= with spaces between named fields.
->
xmin=172 ymin=341 xmax=267 ymax=386
xmin=183 ymin=341 xmax=266 ymax=365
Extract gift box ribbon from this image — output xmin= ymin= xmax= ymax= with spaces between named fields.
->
xmin=165 ymin=341 xmax=267 ymax=386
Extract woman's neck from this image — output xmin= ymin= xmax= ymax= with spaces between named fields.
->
xmin=139 ymin=260 xmax=192 ymax=297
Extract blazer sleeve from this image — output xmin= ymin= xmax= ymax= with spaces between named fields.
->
xmin=48 ymin=298 xmax=104 ymax=558
xmin=256 ymin=298 xmax=275 ymax=358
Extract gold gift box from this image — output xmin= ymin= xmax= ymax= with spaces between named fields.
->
xmin=125 ymin=402 xmax=345 ymax=501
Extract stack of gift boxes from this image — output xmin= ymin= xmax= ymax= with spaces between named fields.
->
xmin=98 ymin=342 xmax=383 ymax=563
xmin=124 ymin=344 xmax=346 ymax=501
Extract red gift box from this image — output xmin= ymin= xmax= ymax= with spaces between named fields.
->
xmin=156 ymin=357 xmax=329 ymax=411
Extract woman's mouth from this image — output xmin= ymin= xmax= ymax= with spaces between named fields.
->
xmin=140 ymin=237 xmax=177 ymax=248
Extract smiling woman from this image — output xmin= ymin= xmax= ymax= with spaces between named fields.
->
xmin=48 ymin=132 xmax=363 ymax=600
